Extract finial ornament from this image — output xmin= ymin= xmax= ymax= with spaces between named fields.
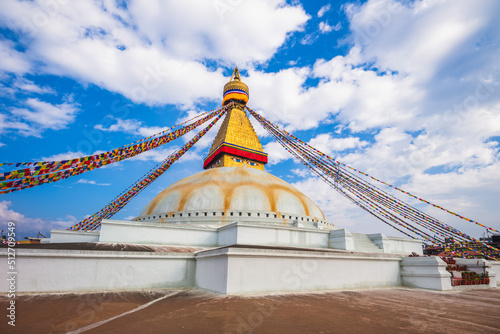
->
xmin=222 ymin=67 xmax=249 ymax=106
xmin=232 ymin=67 xmax=241 ymax=81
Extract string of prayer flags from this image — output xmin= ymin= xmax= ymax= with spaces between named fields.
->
xmin=68 ymin=108 xmax=227 ymax=231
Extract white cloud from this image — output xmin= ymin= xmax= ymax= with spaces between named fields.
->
xmin=291 ymin=168 xmax=309 ymax=178
xmin=317 ymin=4 xmax=331 ymax=18
xmin=247 ymin=67 xmax=328 ymax=130
xmin=129 ymin=146 xmax=201 ymax=163
xmin=11 ymin=98 xmax=78 ymax=130
xmin=40 ymin=150 xmax=109 ymax=162
xmin=300 ymin=33 xmax=318 ymax=45
xmin=0 ymin=39 xmax=31 ymax=75
xmin=1 ymin=0 xmax=499 ymax=238
xmin=76 ymin=179 xmax=111 ymax=186
xmin=41 ymin=151 xmax=86 ymax=161
xmin=259 ymin=132 xmax=369 ymax=165
xmin=291 ymin=177 xmax=396 ymax=235
xmin=0 ymin=200 xmax=74 ymax=236
xmin=12 ymin=77 xmax=56 ymax=95
xmin=248 ymin=0 xmax=500 ymax=135
xmin=308 ymin=133 xmax=369 ymax=155
xmin=346 ymin=2 xmax=483 ymax=86
xmin=95 ymin=117 xmax=170 ymax=138
xmin=263 ymin=141 xmax=295 ymax=165
xmin=247 ymin=0 xmax=500 ymax=236
xmin=0 ymin=109 xmax=33 ymax=136
xmin=319 ymin=21 xmax=341 ymax=33
xmin=0 ymin=200 xmax=23 ymax=223
xmin=248 ymin=0 xmax=500 ymax=145
xmin=247 ymin=46 xmax=423 ymax=132
xmin=129 ymin=0 xmax=309 ymax=64
xmin=5 ymin=98 xmax=79 ymax=137
xmin=0 ymin=0 xmax=309 ymax=106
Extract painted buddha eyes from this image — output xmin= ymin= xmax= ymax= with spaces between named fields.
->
xmin=231 ymin=157 xmax=257 ymax=166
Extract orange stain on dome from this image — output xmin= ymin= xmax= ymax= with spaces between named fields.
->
xmin=145 ymin=168 xmax=321 ymax=219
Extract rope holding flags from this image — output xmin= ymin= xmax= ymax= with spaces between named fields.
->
xmin=246 ymin=106 xmax=499 ymax=261
xmin=0 ymin=105 xmax=229 ymax=195
xmin=68 ymin=107 xmax=227 ymax=231
xmin=264 ymin=115 xmax=499 ymax=235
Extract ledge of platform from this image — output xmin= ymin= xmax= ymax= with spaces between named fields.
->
xmin=50 ymin=220 xmax=423 ymax=256
xmin=50 ymin=229 xmax=100 ymax=243
xmin=195 ymin=245 xmax=403 ymax=295
xmin=0 ymin=247 xmax=196 ymax=293
xmin=400 ymin=257 xmax=452 ymax=290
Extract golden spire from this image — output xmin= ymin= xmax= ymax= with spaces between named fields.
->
xmin=203 ymin=68 xmax=267 ymax=170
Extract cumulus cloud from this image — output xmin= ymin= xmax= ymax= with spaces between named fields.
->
xmin=291 ymin=168 xmax=309 ymax=178
xmin=247 ymin=45 xmax=423 ymax=132
xmin=95 ymin=117 xmax=170 ymax=138
xmin=0 ymin=200 xmax=74 ymax=237
xmin=249 ymin=0 xmax=500 ymax=136
xmin=250 ymin=0 xmax=500 ymax=234
xmin=264 ymin=132 xmax=370 ymax=165
xmin=41 ymin=151 xmax=87 ymax=161
xmin=317 ymin=4 xmax=331 ymax=18
xmin=3 ymin=98 xmax=79 ymax=137
xmin=11 ymin=98 xmax=78 ymax=130
xmin=308 ymin=133 xmax=369 ymax=155
xmin=1 ymin=0 xmax=499 ymax=236
xmin=0 ymin=39 xmax=31 ymax=75
xmin=319 ymin=21 xmax=341 ymax=33
xmin=129 ymin=146 xmax=201 ymax=163
xmin=0 ymin=112 xmax=31 ymax=136
xmin=40 ymin=150 xmax=112 ymax=163
xmin=291 ymin=176 xmax=393 ymax=235
xmin=0 ymin=77 xmax=54 ymax=97
xmin=263 ymin=141 xmax=295 ymax=165
xmin=300 ymin=33 xmax=319 ymax=45
xmin=12 ymin=77 xmax=56 ymax=95
xmin=0 ymin=0 xmax=309 ymax=106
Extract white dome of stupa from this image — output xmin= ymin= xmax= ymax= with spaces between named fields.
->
xmin=135 ymin=167 xmax=334 ymax=229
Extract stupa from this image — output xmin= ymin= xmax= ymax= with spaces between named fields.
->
xmin=3 ymin=68 xmax=495 ymax=296
xmin=134 ymin=68 xmax=333 ymax=230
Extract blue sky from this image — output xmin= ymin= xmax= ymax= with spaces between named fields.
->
xmin=0 ymin=0 xmax=499 ymax=240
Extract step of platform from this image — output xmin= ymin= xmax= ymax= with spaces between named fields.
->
xmin=351 ymin=233 xmax=383 ymax=253
xmin=452 ymin=285 xmax=492 ymax=290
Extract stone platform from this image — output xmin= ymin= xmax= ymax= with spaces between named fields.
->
xmin=1 ymin=220 xmax=497 ymax=295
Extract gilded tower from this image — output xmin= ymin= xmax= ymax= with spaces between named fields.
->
xmin=203 ymin=68 xmax=268 ymax=170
